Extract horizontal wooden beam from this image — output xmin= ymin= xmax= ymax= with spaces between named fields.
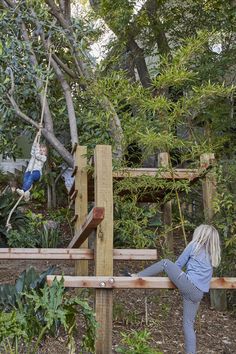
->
xmin=68 ymin=207 xmax=105 ymax=248
xmin=47 ymin=276 xmax=236 ymax=290
xmin=0 ymin=249 xmax=158 ymax=260
xmin=113 ymin=249 xmax=158 ymax=260
xmin=113 ymin=168 xmax=200 ymax=181
xmin=0 ymin=248 xmax=94 ymax=260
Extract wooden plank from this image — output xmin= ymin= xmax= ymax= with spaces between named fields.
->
xmin=200 ymin=153 xmax=226 ymax=310
xmin=113 ymin=249 xmax=158 ymax=260
xmin=94 ymin=145 xmax=113 ymax=354
xmin=68 ymin=207 xmax=105 ymax=248
xmin=94 ymin=146 xmax=113 ymax=276
xmin=200 ymin=153 xmax=216 ymax=222
xmin=200 ymin=153 xmax=215 ymax=169
xmin=113 ymin=168 xmax=200 ymax=181
xmin=159 ymin=152 xmax=173 ymax=251
xmin=0 ymin=248 xmax=94 ymax=260
xmin=47 ymin=276 xmax=236 ymax=290
xmin=74 ymin=146 xmax=88 ymax=276
xmin=0 ymin=248 xmax=158 ymax=260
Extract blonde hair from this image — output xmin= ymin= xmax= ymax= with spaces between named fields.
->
xmin=191 ymin=224 xmax=221 ymax=267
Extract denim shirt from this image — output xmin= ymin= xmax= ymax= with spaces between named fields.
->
xmin=175 ymin=242 xmax=213 ymax=292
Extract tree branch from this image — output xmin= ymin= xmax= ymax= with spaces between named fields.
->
xmin=7 ymin=94 xmax=73 ymax=166
xmin=52 ymin=52 xmax=77 ymax=78
xmin=45 ymin=0 xmax=89 ymax=79
xmin=30 ymin=8 xmax=79 ymax=145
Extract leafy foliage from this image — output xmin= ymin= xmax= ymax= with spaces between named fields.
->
xmin=116 ymin=329 xmax=162 ymax=354
xmin=0 ymin=266 xmax=55 ymax=311
xmin=6 ymin=210 xmax=60 ymax=248
xmin=0 ymin=191 xmax=28 ymax=240
xmin=0 ymin=269 xmax=97 ymax=353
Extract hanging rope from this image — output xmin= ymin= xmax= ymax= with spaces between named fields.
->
xmin=6 ymin=46 xmax=53 ymax=232
xmin=6 ymin=195 xmax=24 ymax=232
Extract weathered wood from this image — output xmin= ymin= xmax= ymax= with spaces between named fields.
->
xmin=200 ymin=153 xmax=227 ymax=310
xmin=200 ymin=153 xmax=216 ymax=222
xmin=74 ymin=146 xmax=88 ymax=276
xmin=113 ymin=249 xmax=158 ymax=260
xmin=94 ymin=145 xmax=113 ymax=354
xmin=68 ymin=207 xmax=105 ymax=248
xmin=87 ymin=166 xmax=208 ymax=203
xmin=0 ymin=248 xmax=158 ymax=260
xmin=47 ymin=276 xmax=236 ymax=290
xmin=0 ymin=248 xmax=94 ymax=260
xmin=159 ymin=152 xmax=173 ymax=251
xmin=113 ymin=168 xmax=200 ymax=180
xmin=200 ymin=153 xmax=215 ymax=169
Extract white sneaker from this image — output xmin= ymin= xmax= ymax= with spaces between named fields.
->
xmin=24 ymin=190 xmax=30 ymax=202
xmin=16 ymin=188 xmax=24 ymax=196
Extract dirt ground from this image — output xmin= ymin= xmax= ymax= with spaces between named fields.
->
xmin=0 ymin=257 xmax=235 ymax=354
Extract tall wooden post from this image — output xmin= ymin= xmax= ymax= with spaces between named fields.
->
xmin=74 ymin=146 xmax=88 ymax=276
xmin=200 ymin=153 xmax=216 ymax=223
xmin=200 ymin=153 xmax=227 ymax=310
xmin=94 ymin=145 xmax=113 ymax=353
xmin=159 ymin=152 xmax=173 ymax=252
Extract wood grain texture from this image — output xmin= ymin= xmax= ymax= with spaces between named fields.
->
xmin=47 ymin=276 xmax=236 ymax=289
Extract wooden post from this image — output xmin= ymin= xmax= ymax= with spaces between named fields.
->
xmin=200 ymin=153 xmax=227 ymax=310
xmin=200 ymin=153 xmax=216 ymax=222
xmin=74 ymin=146 xmax=88 ymax=276
xmin=159 ymin=152 xmax=173 ymax=252
xmin=94 ymin=145 xmax=113 ymax=354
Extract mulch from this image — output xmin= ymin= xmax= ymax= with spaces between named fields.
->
xmin=0 ymin=258 xmax=235 ymax=353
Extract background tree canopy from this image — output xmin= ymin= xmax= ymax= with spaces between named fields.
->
xmin=0 ymin=0 xmax=235 ymax=165
xmin=0 ymin=2 xmax=235 ymax=316
xmin=0 ymin=1 xmax=236 ymax=265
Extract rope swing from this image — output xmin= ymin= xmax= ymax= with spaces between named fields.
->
xmin=6 ymin=46 xmax=53 ymax=232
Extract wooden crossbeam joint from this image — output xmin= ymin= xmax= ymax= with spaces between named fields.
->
xmin=68 ymin=207 xmax=105 ymax=248
xmin=47 ymin=276 xmax=236 ymax=290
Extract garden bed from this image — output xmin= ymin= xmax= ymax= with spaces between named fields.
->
xmin=0 ymin=258 xmax=235 ymax=354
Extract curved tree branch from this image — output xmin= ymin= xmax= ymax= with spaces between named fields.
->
xmin=52 ymin=52 xmax=77 ymax=79
xmin=89 ymin=0 xmax=152 ymax=89
xmin=7 ymin=93 xmax=73 ymax=166
xmin=30 ymin=8 xmax=79 ymax=145
xmin=45 ymin=0 xmax=89 ymax=79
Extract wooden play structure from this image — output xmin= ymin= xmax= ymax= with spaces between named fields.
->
xmin=0 ymin=145 xmax=236 ymax=354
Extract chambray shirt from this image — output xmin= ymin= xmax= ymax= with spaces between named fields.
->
xmin=175 ymin=242 xmax=213 ymax=292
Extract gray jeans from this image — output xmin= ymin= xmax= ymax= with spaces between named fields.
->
xmin=137 ymin=259 xmax=203 ymax=354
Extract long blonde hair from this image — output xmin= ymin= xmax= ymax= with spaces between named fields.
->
xmin=191 ymin=224 xmax=221 ymax=267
